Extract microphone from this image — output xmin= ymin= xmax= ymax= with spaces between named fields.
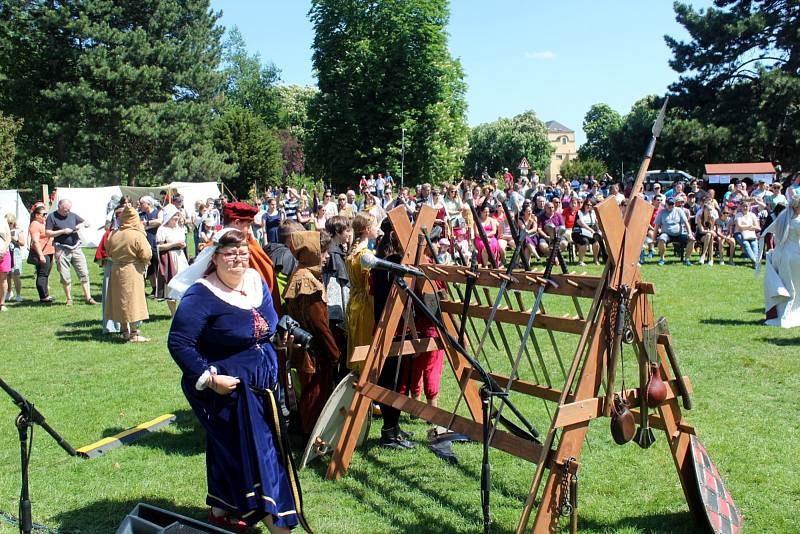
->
xmin=360 ymin=252 xmax=425 ymax=277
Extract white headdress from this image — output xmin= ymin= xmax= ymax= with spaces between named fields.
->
xmin=167 ymin=227 xmax=240 ymax=300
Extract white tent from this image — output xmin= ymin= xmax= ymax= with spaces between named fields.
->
xmin=52 ymin=186 xmax=122 ymax=246
xmin=170 ymin=182 xmax=221 ymax=212
xmin=0 ymin=190 xmax=31 ymax=237
xmin=52 ymin=182 xmax=222 ymax=247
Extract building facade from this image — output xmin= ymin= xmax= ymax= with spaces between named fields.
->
xmin=545 ymin=120 xmax=577 ymax=184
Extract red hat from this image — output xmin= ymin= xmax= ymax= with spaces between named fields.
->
xmin=222 ymin=201 xmax=258 ymax=223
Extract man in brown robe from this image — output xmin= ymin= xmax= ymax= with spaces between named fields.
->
xmin=284 ymin=230 xmax=340 ymax=435
xmin=222 ymin=202 xmax=281 ymax=315
xmin=106 ymin=207 xmax=152 ymax=341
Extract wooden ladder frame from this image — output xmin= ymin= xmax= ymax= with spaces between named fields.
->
xmin=326 ymin=197 xmax=704 ymax=533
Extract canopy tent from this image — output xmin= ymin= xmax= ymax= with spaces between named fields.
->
xmin=169 ymin=182 xmax=221 ymax=213
xmin=52 ymin=182 xmax=222 ymax=246
xmin=0 ymin=190 xmax=31 ymax=237
xmin=52 ymin=186 xmax=122 ymax=246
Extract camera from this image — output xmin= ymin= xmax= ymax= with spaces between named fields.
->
xmin=273 ymin=315 xmax=313 ymax=349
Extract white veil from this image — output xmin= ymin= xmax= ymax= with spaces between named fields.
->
xmin=167 ymin=227 xmax=239 ymax=300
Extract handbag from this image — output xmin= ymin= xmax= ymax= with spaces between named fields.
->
xmin=26 ymin=249 xmax=40 ymax=266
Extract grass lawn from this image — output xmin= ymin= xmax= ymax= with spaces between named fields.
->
xmin=0 ymin=251 xmax=798 ymax=533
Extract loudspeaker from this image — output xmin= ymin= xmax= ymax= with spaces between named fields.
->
xmin=116 ymin=503 xmax=230 ymax=534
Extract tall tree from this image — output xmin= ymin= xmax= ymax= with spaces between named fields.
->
xmin=464 ymin=110 xmax=553 ymax=179
xmin=578 ymin=103 xmax=622 ymax=171
xmin=308 ymin=0 xmax=469 ymax=186
xmin=0 ymin=0 xmax=228 ymax=186
xmin=213 ymin=106 xmax=282 ymax=197
xmin=665 ymin=1 xmax=800 ymax=169
xmin=0 ymin=111 xmax=21 ymax=188
xmin=221 ymin=26 xmax=283 ymax=128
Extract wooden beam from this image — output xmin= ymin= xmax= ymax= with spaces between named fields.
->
xmin=419 ymin=264 xmax=600 ymax=299
xmin=439 ymin=301 xmax=586 ymax=335
xmin=349 ymin=337 xmax=445 ymax=365
xmin=360 ymin=383 xmax=558 ymax=465
xmin=553 ymin=377 xmax=693 ymax=428
xmin=469 ymin=369 xmax=565 ymax=403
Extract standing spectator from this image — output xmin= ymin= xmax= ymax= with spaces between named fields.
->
xmin=5 ymin=214 xmax=25 ymax=302
xmin=263 ymin=198 xmax=283 ymax=244
xmin=367 ymin=173 xmax=377 ymax=195
xmin=375 ymin=173 xmax=386 ymax=199
xmin=95 ymin=207 xmax=122 ymax=334
xmin=138 ymin=196 xmax=161 ymax=295
xmin=346 ymin=189 xmax=360 ymax=214
xmin=46 ymin=199 xmax=96 ymax=305
xmin=322 ymin=190 xmax=338 ymax=219
xmin=206 ymin=198 xmax=221 ymax=228
xmin=503 ymin=167 xmax=514 ymax=188
xmin=158 ymin=189 xmax=169 ymax=207
xmin=191 ymin=201 xmax=207 ymax=257
xmin=654 ymin=197 xmax=695 ymax=266
xmin=0 ymin=213 xmax=9 ymax=311
xmin=785 ymin=174 xmax=800 ymax=204
xmin=381 ymin=186 xmax=395 ymax=211
xmin=282 ymin=188 xmax=300 ymax=221
xmin=324 ymin=216 xmax=352 ymax=377
xmin=106 ymin=207 xmax=152 ymax=342
xmin=336 ymin=193 xmax=354 ymax=218
xmin=28 ymin=205 xmax=54 ymax=303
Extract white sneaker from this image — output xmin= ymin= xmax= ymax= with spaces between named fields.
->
xmin=698 ymin=257 xmax=705 ymax=265
xmin=15 ymin=295 xmax=23 ymax=302
xmin=3 ymin=292 xmax=10 ymax=301
xmin=708 ymin=259 xmax=714 ymax=266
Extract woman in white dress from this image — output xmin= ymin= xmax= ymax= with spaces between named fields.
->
xmin=758 ymin=196 xmax=800 ymax=328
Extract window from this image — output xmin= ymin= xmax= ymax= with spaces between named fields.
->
xmin=561 ymin=136 xmax=568 ymax=144
xmin=556 ymin=154 xmax=564 ymax=160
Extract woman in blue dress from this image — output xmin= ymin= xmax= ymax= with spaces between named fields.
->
xmin=168 ymin=228 xmax=310 ymax=533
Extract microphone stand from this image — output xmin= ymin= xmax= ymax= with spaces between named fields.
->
xmin=392 ymin=276 xmax=539 ymax=534
xmin=0 ymin=377 xmax=77 ymax=534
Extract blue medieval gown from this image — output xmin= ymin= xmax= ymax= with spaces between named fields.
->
xmin=168 ymin=274 xmax=309 ymax=530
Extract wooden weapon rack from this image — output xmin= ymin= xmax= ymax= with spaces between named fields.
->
xmin=327 ymin=199 xmax=705 ymax=533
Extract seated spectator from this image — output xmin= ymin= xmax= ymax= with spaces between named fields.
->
xmin=516 ymin=200 xmax=541 ymax=264
xmin=537 ymin=201 xmax=568 ymax=257
xmin=655 ymin=197 xmax=695 ymax=266
xmin=695 ymin=198 xmax=718 ymax=265
xmin=715 ymin=206 xmax=737 ymax=265
xmin=572 ymin=200 xmax=600 ymax=266
xmin=734 ymin=199 xmax=760 ymax=268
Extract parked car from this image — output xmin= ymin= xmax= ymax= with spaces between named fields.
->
xmin=645 ymin=169 xmax=696 ymax=189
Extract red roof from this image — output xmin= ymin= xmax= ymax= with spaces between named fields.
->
xmin=704 ymin=162 xmax=775 ymax=175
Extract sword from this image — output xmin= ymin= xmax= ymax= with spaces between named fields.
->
xmin=468 ymin=226 xmax=528 ymax=368
xmin=487 ymin=226 xmax=561 ymax=446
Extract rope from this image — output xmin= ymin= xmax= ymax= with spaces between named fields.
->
xmin=0 ymin=511 xmax=62 ymax=534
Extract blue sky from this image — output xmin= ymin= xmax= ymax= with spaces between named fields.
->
xmin=209 ymin=1 xmax=712 ymax=146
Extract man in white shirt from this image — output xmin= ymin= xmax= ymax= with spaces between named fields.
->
xmin=654 ymin=197 xmax=695 ymax=266
xmin=322 ymin=190 xmax=338 ymax=218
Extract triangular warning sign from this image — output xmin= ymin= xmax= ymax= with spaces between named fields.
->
xmin=518 ymin=157 xmax=530 ymax=170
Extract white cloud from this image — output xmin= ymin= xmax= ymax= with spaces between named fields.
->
xmin=525 ymin=51 xmax=556 ymax=60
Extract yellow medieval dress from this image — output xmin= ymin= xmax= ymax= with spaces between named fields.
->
xmin=345 ymin=247 xmax=374 ymax=371
xmin=106 ymin=207 xmax=152 ymax=324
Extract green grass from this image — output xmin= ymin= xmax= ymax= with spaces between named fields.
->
xmin=0 ymin=252 xmax=798 ymax=533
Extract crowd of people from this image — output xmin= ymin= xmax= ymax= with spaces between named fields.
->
xmin=0 ymin=168 xmax=798 ymax=531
